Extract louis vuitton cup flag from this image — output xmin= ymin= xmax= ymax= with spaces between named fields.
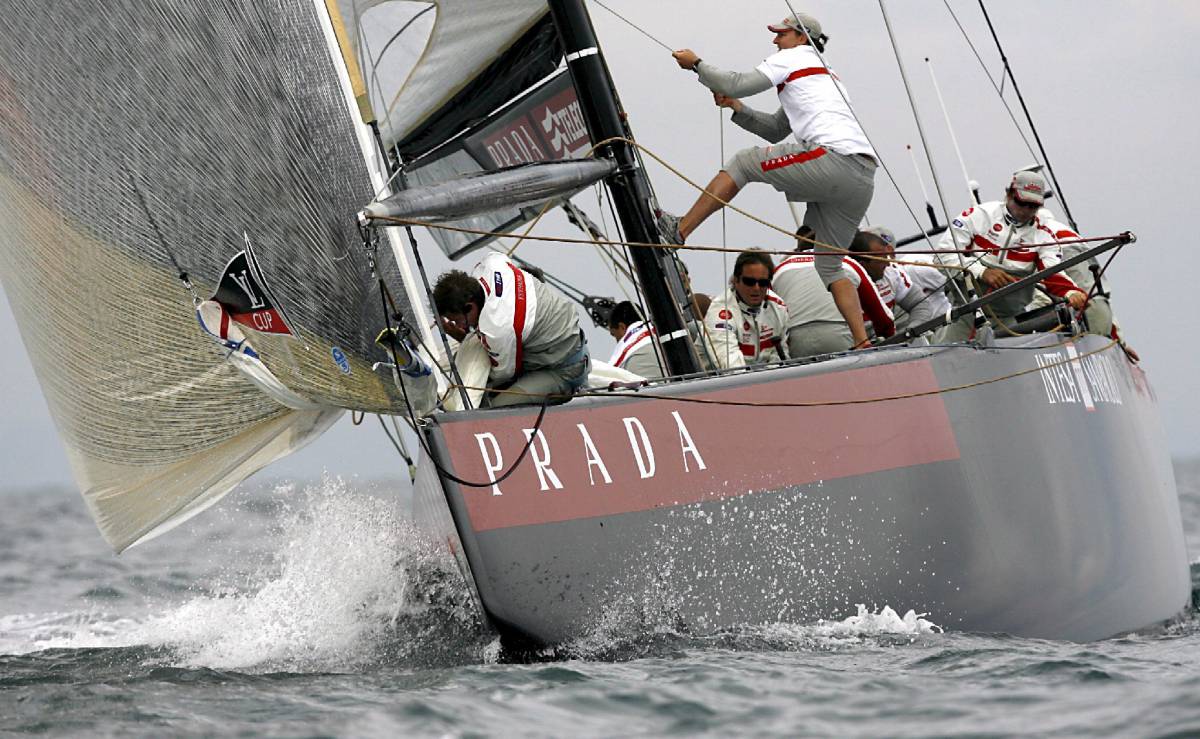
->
xmin=211 ymin=236 xmax=296 ymax=337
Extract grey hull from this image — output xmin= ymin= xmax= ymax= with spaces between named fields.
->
xmin=415 ymin=333 xmax=1189 ymax=644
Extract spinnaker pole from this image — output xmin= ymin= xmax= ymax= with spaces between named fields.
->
xmin=547 ymin=0 xmax=700 ymax=376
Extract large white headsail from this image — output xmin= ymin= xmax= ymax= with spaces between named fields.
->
xmin=0 ymin=1 xmax=437 ymax=551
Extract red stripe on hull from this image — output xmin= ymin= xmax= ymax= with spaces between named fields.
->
xmin=440 ymin=359 xmax=960 ymax=531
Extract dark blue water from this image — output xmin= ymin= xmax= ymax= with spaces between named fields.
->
xmin=3 ymin=465 xmax=1200 ymax=737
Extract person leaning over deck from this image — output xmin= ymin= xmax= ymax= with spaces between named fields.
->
xmin=932 ymin=171 xmax=1087 ymax=343
xmin=433 ymin=252 xmax=589 ymax=408
xmin=704 ymin=250 xmax=789 ymax=369
xmin=774 ymin=241 xmax=894 ymax=358
xmin=607 ymin=301 xmax=666 ymax=380
xmin=662 ymin=11 xmax=878 ymax=350
xmin=853 ymin=226 xmax=951 ymax=334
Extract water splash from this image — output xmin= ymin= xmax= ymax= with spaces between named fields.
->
xmin=0 ymin=479 xmax=493 ymax=672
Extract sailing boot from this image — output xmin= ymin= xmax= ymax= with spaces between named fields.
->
xmin=655 ymin=210 xmax=684 ymax=245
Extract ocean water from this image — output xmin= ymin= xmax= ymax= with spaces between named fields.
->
xmin=2 ymin=464 xmax=1200 ymax=737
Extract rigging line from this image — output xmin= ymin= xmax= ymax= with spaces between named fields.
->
xmin=773 ymin=0 xmax=955 ymax=273
xmin=451 ymin=337 xmax=1118 ymax=407
xmin=591 ymin=0 xmax=674 ymax=52
xmin=375 ymin=413 xmax=414 ymax=469
xmin=127 ymin=170 xmax=198 ymax=302
xmin=373 ymin=265 xmax=556 ymax=488
xmin=975 ymin=0 xmax=1079 ymax=233
xmin=365 ymin=4 xmax=435 ymax=143
xmin=391 ymin=194 xmax=472 ymax=410
xmin=940 ymin=0 xmax=1039 ymax=163
xmin=369 ymin=214 xmax=1116 ymax=258
xmin=590 ymin=184 xmax=638 ymax=303
xmin=504 ymin=198 xmax=555 ymax=257
xmin=876 ymin=0 xmax=972 ymax=306
xmin=604 ymin=179 xmax=667 ymax=376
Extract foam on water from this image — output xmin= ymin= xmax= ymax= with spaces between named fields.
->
xmin=0 ymin=478 xmax=491 ymax=672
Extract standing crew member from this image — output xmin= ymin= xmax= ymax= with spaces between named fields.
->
xmin=433 ymin=253 xmax=589 ymax=407
xmin=933 ymin=171 xmax=1087 ymax=342
xmin=705 ymin=250 xmax=789 ymax=368
xmin=663 ymin=12 xmax=878 ymax=348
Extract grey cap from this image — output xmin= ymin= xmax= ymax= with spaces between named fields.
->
xmin=768 ymin=13 xmax=824 ymax=41
xmin=863 ymin=225 xmax=896 ymax=247
xmin=1009 ymin=170 xmax=1047 ymax=205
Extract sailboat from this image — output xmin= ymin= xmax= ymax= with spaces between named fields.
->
xmin=0 ymin=0 xmax=1186 ymax=647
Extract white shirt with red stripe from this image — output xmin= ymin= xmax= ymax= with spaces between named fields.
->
xmin=755 ymin=45 xmax=874 ymax=158
xmin=704 ymin=287 xmax=789 ymax=369
xmin=607 ymin=319 xmax=666 ymax=379
xmin=774 ymin=254 xmax=895 ymax=337
xmin=470 ymin=252 xmax=538 ymax=385
xmin=893 ymin=262 xmax=953 ymax=329
xmin=935 ymin=201 xmax=1082 ymax=302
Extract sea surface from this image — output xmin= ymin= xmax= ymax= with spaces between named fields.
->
xmin=2 ymin=463 xmax=1200 ymax=737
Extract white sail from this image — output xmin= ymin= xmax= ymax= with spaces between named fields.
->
xmin=331 ymin=0 xmax=551 ymax=148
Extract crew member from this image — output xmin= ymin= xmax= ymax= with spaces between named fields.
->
xmin=1019 ymin=208 xmax=1136 ymax=359
xmin=664 ymin=12 xmax=878 ymax=349
xmin=775 ymin=246 xmax=894 ymax=358
xmin=853 ymin=226 xmax=951 ymax=334
xmin=432 ymin=253 xmax=589 ymax=407
xmin=607 ymin=301 xmax=666 ymax=380
xmin=933 ymin=171 xmax=1087 ymax=342
xmin=705 ymin=250 xmax=789 ymax=368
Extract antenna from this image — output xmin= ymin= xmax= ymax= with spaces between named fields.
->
xmin=906 ymin=144 xmax=939 ymax=230
xmin=926 ymin=57 xmax=977 ymax=205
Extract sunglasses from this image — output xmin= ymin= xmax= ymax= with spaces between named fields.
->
xmin=739 ymin=276 xmax=771 ymax=288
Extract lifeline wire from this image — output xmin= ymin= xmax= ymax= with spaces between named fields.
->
xmin=448 ymin=338 xmax=1120 ymax=409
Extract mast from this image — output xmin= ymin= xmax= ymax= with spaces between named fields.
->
xmin=547 ymin=0 xmax=700 ymax=376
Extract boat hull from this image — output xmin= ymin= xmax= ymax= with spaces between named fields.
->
xmin=416 ymin=333 xmax=1188 ymax=644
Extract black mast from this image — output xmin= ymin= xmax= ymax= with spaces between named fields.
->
xmin=547 ymin=0 xmax=700 ymax=376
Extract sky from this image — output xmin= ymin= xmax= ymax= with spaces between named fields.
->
xmin=1 ymin=0 xmax=1198 ymax=500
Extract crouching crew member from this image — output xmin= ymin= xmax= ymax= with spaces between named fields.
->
xmin=433 ymin=253 xmax=589 ymax=408
xmin=705 ymin=250 xmax=789 ymax=369
xmin=933 ymin=171 xmax=1087 ymax=342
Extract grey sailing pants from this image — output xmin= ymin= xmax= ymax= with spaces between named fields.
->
xmin=725 ymin=143 xmax=876 ymax=287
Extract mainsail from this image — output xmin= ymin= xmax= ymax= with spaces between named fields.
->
xmin=0 ymin=0 xmax=433 ymax=551
xmin=329 ymin=1 xmax=591 ymax=259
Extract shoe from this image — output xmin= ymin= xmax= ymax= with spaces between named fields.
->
xmin=655 ymin=210 xmax=684 ymax=245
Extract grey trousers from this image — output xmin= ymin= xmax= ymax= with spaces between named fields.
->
xmin=787 ymin=322 xmax=852 ymax=358
xmin=486 ymin=355 xmax=591 ymax=408
xmin=726 ymin=143 xmax=876 ymax=287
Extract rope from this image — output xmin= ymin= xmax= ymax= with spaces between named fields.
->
xmin=447 ymin=338 xmax=1119 ymax=409
xmin=592 ymin=0 xmax=674 ymax=52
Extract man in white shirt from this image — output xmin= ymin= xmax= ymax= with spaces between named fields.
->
xmin=933 ymin=171 xmax=1087 ymax=342
xmin=664 ymin=12 xmax=878 ymax=351
xmin=774 ymin=249 xmax=894 ymax=358
xmin=704 ymin=250 xmax=789 ymax=368
xmin=433 ymin=253 xmax=589 ymax=407
xmin=854 ymin=226 xmax=952 ymax=335
xmin=606 ymin=301 xmax=665 ymax=380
